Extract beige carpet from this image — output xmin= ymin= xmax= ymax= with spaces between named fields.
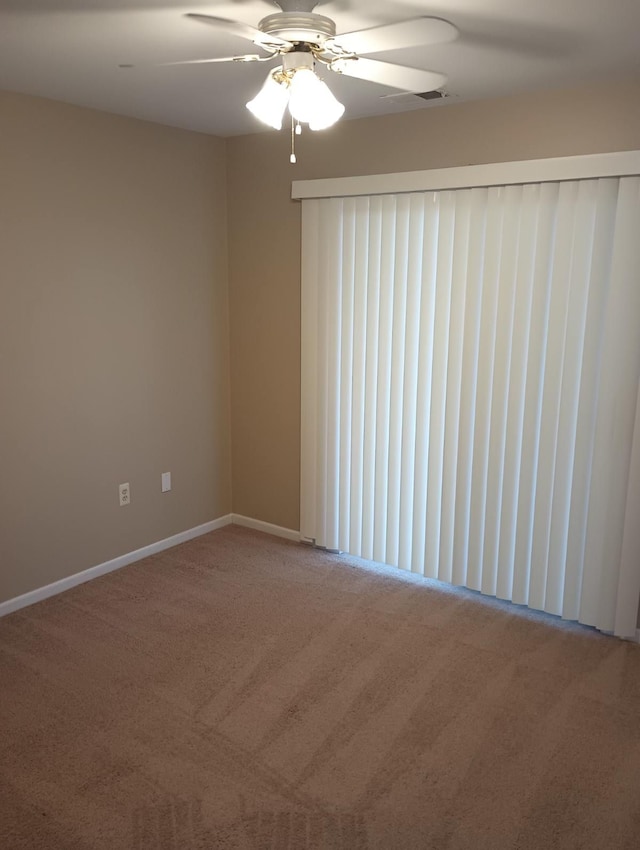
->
xmin=1 ymin=525 xmax=640 ymax=849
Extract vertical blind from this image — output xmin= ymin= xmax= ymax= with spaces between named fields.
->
xmin=301 ymin=176 xmax=640 ymax=638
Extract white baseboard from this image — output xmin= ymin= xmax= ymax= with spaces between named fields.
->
xmin=231 ymin=513 xmax=301 ymax=542
xmin=0 ymin=513 xmax=300 ymax=619
xmin=0 ymin=514 xmax=233 ymax=619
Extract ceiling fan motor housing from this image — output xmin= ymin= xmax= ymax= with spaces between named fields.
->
xmin=282 ymin=51 xmax=315 ymax=73
xmin=259 ymin=12 xmax=336 ymax=46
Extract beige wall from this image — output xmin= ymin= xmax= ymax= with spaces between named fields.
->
xmin=2 ymin=78 xmax=639 ymax=605
xmin=0 ymin=91 xmax=231 ymax=603
xmin=226 ymin=78 xmax=640 ymax=532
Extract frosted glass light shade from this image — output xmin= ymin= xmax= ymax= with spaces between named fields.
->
xmin=288 ymin=68 xmax=345 ymax=130
xmin=246 ymin=69 xmax=289 ymax=130
xmin=308 ymin=86 xmax=345 ymax=131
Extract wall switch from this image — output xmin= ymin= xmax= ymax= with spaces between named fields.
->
xmin=161 ymin=472 xmax=171 ymax=493
xmin=119 ymin=482 xmax=130 ymax=507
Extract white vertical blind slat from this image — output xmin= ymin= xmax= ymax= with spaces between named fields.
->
xmin=469 ymin=187 xmax=503 ymax=593
xmin=313 ymin=201 xmax=331 ymax=547
xmin=338 ymin=198 xmax=356 ymax=553
xmin=424 ymin=192 xmax=455 ymax=579
xmin=349 ymin=197 xmax=370 ymax=555
xmin=372 ymin=197 xmax=397 ymax=563
xmin=324 ymin=199 xmax=344 ymax=550
xmin=581 ymin=176 xmax=640 ymax=633
xmin=562 ymin=179 xmax=618 ymax=620
xmin=440 ymin=190 xmax=472 ymax=586
xmin=386 ymin=196 xmax=411 ymax=567
xmin=528 ymin=181 xmax=579 ymax=610
xmin=485 ymin=184 xmax=523 ymax=599
xmin=512 ymin=182 xmax=558 ymax=605
xmin=452 ymin=188 xmax=486 ymax=587
xmin=411 ymin=195 xmax=439 ymax=574
xmin=361 ymin=198 xmax=382 ymax=560
xmin=300 ymin=200 xmax=319 ymax=543
xmin=496 ymin=183 xmax=539 ymax=600
xmin=545 ymin=180 xmax=597 ymax=615
xmin=398 ymin=196 xmax=426 ymax=570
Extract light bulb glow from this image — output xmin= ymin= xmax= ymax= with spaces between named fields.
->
xmin=288 ymin=68 xmax=345 ymax=130
xmin=246 ymin=68 xmax=289 ymax=130
xmin=308 ymin=83 xmax=345 ymax=130
xmin=246 ymin=63 xmax=345 ymax=138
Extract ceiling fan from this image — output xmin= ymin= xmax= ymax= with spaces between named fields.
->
xmin=124 ymin=0 xmax=458 ymax=158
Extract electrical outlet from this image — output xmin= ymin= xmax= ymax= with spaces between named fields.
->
xmin=161 ymin=472 xmax=171 ymax=493
xmin=119 ymin=482 xmax=130 ymax=507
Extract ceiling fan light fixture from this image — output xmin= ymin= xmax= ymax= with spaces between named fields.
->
xmin=246 ymin=67 xmax=289 ymax=130
xmin=307 ymin=80 xmax=345 ymax=130
xmin=287 ymin=67 xmax=344 ymax=130
xmin=173 ymin=9 xmax=458 ymax=150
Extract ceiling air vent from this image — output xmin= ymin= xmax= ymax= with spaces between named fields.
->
xmin=415 ymin=90 xmax=446 ymax=100
xmin=380 ymin=89 xmax=450 ymax=106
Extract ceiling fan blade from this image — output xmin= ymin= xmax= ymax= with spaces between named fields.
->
xmin=185 ymin=13 xmax=289 ymax=51
xmin=327 ymin=17 xmax=458 ymax=56
xmin=119 ymin=54 xmax=270 ymax=69
xmin=330 ymin=57 xmax=446 ymax=93
xmin=157 ymin=54 xmax=270 ymax=67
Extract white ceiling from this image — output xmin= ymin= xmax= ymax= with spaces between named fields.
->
xmin=0 ymin=0 xmax=639 ymax=137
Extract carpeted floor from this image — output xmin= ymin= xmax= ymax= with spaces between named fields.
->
xmin=1 ymin=525 xmax=640 ymax=849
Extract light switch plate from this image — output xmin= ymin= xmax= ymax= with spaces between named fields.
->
xmin=161 ymin=472 xmax=171 ymax=493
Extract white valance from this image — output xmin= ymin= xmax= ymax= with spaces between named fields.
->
xmin=292 ymin=150 xmax=640 ymax=200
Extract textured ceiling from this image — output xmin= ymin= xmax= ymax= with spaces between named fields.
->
xmin=0 ymin=0 xmax=639 ymax=136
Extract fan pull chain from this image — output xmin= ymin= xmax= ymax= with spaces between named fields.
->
xmin=290 ymin=114 xmax=297 ymax=163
